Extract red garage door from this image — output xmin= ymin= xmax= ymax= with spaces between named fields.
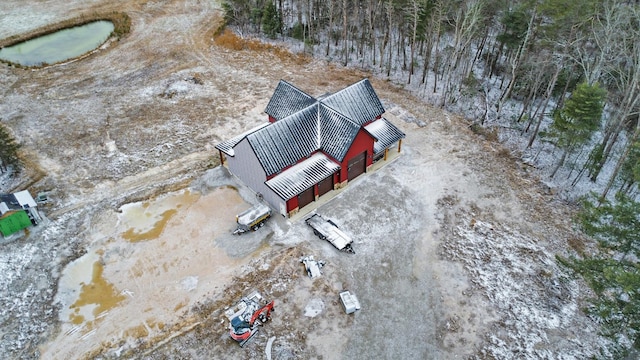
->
xmin=347 ymin=152 xmax=367 ymax=181
xmin=318 ymin=175 xmax=334 ymax=197
xmin=298 ymin=187 xmax=315 ymax=209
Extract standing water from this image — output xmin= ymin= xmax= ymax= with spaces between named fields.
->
xmin=0 ymin=20 xmax=114 ymax=66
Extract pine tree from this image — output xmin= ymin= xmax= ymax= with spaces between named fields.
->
xmin=261 ymin=1 xmax=281 ymax=39
xmin=0 ymin=125 xmax=21 ymax=174
xmin=558 ymin=192 xmax=640 ymax=355
xmin=578 ymin=192 xmax=640 ymax=259
xmin=547 ymin=82 xmax=607 ymax=177
xmin=619 ymin=141 xmax=640 ymax=193
xmin=558 ymin=256 xmax=640 ymax=355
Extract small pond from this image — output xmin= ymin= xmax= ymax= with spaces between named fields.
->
xmin=0 ymin=20 xmax=114 ymax=67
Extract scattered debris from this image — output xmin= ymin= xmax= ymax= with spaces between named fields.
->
xmin=233 ymin=203 xmax=272 ymax=235
xmin=265 ymin=336 xmax=276 ymax=360
xmin=35 ymin=192 xmax=50 ymax=204
xmin=339 ymin=291 xmax=361 ymax=314
xmin=299 ymin=255 xmax=325 ymax=278
xmin=225 ymin=291 xmax=275 ymax=347
xmin=305 ymin=214 xmax=355 ymax=253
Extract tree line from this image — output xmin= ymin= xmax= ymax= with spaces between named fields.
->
xmin=0 ymin=124 xmax=20 ymax=175
xmin=221 ymin=0 xmax=639 ymax=355
xmin=222 ymin=0 xmax=639 ymax=199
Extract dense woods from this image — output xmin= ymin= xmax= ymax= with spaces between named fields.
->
xmin=222 ymin=0 xmax=639 ymax=199
xmin=221 ymin=0 xmax=640 ymax=355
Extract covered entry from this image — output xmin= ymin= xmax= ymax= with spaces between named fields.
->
xmin=347 ymin=151 xmax=367 ymax=181
xmin=297 ymin=187 xmax=315 ymax=209
xmin=265 ymin=153 xmax=341 ymax=215
xmin=317 ymin=175 xmax=334 ymax=196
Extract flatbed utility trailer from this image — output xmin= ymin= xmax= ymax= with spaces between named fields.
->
xmin=305 ymin=214 xmax=355 ymax=254
xmin=233 ymin=203 xmax=271 ymax=235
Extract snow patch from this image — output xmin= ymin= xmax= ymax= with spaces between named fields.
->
xmin=441 ymin=210 xmax=612 ymax=359
xmin=303 ymin=298 xmax=324 ymax=317
xmin=180 ymin=276 xmax=198 ymax=292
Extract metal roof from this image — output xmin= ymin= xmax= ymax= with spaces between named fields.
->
xmin=319 ymin=104 xmax=361 ymax=161
xmin=215 ymin=123 xmax=270 ymax=156
xmin=217 ymin=78 xmax=387 ymax=178
xmin=364 ymin=118 xmax=406 ymax=154
xmin=0 ymin=194 xmax=20 ymax=213
xmin=321 ymin=79 xmax=385 ymax=126
xmin=264 ymin=80 xmax=317 ymax=120
xmin=265 ymin=153 xmax=340 ymax=200
xmin=248 ymin=105 xmax=320 ymax=176
xmin=0 ymin=190 xmax=29 ymax=214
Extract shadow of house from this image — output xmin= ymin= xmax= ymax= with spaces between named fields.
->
xmin=216 ymin=79 xmax=405 ymax=217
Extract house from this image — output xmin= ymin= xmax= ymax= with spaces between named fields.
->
xmin=0 ymin=190 xmax=41 ymax=238
xmin=216 ymin=79 xmax=405 ymax=217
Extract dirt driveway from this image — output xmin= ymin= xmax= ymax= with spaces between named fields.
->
xmin=0 ymin=0 xmax=609 ymax=359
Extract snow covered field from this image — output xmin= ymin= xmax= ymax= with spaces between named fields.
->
xmin=0 ymin=0 xmax=611 ymax=358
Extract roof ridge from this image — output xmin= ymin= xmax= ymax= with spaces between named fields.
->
xmin=317 ymin=102 xmax=359 ymax=128
xmin=277 ymin=79 xmax=316 ymax=100
xmin=321 ymin=78 xmax=370 ymax=101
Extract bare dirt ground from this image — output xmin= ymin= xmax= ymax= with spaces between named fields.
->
xmin=0 ymin=0 xmax=610 ymax=359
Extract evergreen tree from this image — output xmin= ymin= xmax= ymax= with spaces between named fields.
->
xmin=0 ymin=125 xmax=21 ymax=174
xmin=578 ymin=192 xmax=640 ymax=259
xmin=558 ymin=256 xmax=640 ymax=355
xmin=261 ymin=1 xmax=281 ymax=39
xmin=496 ymin=7 xmax=530 ymax=53
xmin=619 ymin=140 xmax=640 ymax=192
xmin=547 ymin=82 xmax=607 ymax=177
xmin=559 ymin=192 xmax=640 ymax=355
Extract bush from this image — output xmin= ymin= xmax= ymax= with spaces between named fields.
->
xmin=290 ymin=22 xmax=306 ymax=41
xmin=213 ymin=28 xmax=310 ymax=65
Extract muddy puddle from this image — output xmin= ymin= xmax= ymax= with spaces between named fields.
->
xmin=44 ymin=186 xmax=260 ymax=358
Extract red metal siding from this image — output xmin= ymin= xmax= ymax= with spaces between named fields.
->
xmin=287 ymin=197 xmax=298 ymax=213
xmin=339 ymin=129 xmax=375 ymax=182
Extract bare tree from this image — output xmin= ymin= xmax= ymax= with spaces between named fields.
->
xmin=440 ymin=0 xmax=484 ymax=107
xmin=526 ymin=57 xmax=561 ymax=148
xmin=587 ymin=3 xmax=640 ymax=182
xmin=342 ymin=0 xmax=349 ymax=66
xmin=326 ymin=0 xmax=335 ymax=56
xmin=602 ymin=124 xmax=640 ymax=200
xmin=497 ymin=5 xmax=537 ymax=116
xmin=407 ymin=0 xmax=422 ymax=84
